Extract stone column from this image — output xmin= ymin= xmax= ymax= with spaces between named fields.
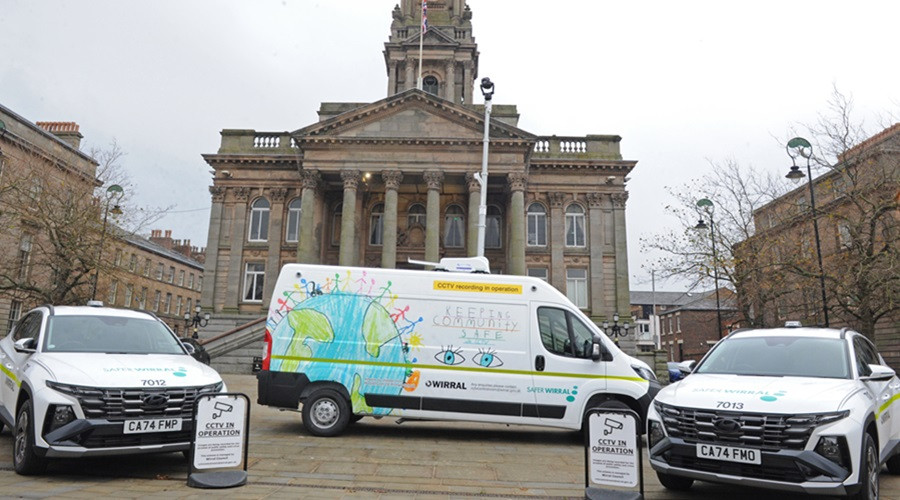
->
xmin=381 ymin=170 xmax=403 ymax=268
xmin=387 ymin=60 xmax=398 ymax=95
xmin=586 ymin=192 xmax=605 ymax=317
xmin=225 ymin=187 xmax=250 ymax=311
xmin=201 ymin=186 xmax=225 ymax=312
xmin=297 ymin=170 xmax=321 ymax=263
xmin=405 ymin=58 xmax=416 ymax=92
xmin=465 ymin=172 xmax=480 ymax=257
xmin=265 ymin=188 xmax=287 ymax=304
xmin=424 ymin=170 xmax=444 ymax=263
xmin=462 ymin=61 xmax=473 ymax=105
xmin=507 ymin=173 xmax=527 ymax=275
xmin=611 ymin=193 xmax=631 ymax=316
xmin=444 ymin=59 xmax=456 ymax=102
xmin=339 ymin=170 xmax=361 ymax=266
xmin=548 ymin=192 xmax=566 ymax=290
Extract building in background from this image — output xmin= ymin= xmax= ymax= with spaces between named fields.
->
xmin=0 ymin=104 xmax=98 ymax=332
xmin=99 ymin=229 xmax=205 ymax=335
xmin=737 ymin=124 xmax=898 ymax=368
xmin=201 ymin=1 xmax=637 ymax=332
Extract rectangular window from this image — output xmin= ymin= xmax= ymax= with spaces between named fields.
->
xmin=7 ymin=300 xmax=22 ymax=334
xmin=18 ymin=235 xmax=33 ymax=280
xmin=178 ymin=270 xmax=185 ymax=287
xmin=186 ymin=298 xmax=193 ymax=315
xmin=243 ymin=262 xmax=265 ymax=302
xmin=527 ymin=268 xmax=549 ymax=281
xmin=188 ymin=273 xmax=195 ymax=288
xmin=838 ymin=223 xmax=852 ymax=249
xmin=108 ymin=280 xmax=118 ymax=305
xmin=164 ymin=293 xmax=172 ymax=314
xmin=124 ymin=284 xmax=133 ymax=307
xmin=167 ymin=266 xmax=175 ymax=283
xmin=114 ymin=249 xmax=123 ymax=267
xmin=676 ymin=314 xmax=681 ymax=332
xmin=156 ymin=262 xmax=164 ymax=280
xmin=197 ymin=276 xmax=203 ymax=292
xmin=138 ymin=287 xmax=147 ymax=309
xmin=129 ymin=254 xmax=137 ymax=272
xmin=153 ymin=291 xmax=161 ymax=312
xmin=565 ymin=210 xmax=586 ymax=247
xmin=143 ymin=258 xmax=152 ymax=277
xmin=565 ymin=268 xmax=588 ymax=309
xmin=176 ymin=296 xmax=183 ymax=316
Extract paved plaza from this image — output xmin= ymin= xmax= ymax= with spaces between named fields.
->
xmin=0 ymin=374 xmax=898 ymax=499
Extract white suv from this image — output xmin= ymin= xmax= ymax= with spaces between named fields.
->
xmin=648 ymin=326 xmax=900 ymax=500
xmin=0 ymin=304 xmax=224 ymax=475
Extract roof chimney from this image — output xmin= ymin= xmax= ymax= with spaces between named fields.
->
xmin=35 ymin=121 xmax=83 ymax=150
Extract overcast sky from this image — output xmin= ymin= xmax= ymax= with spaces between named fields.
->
xmin=3 ymin=0 xmax=897 ymax=291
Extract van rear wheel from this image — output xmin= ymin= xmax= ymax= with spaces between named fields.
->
xmin=302 ymin=389 xmax=350 ymax=437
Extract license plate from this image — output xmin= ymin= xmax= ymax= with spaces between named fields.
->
xmin=123 ymin=418 xmax=182 ymax=434
xmin=697 ymin=443 xmax=761 ymax=464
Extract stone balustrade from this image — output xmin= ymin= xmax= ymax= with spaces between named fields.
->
xmin=218 ymin=130 xmax=297 ymax=154
xmin=532 ymin=135 xmax=623 ymax=160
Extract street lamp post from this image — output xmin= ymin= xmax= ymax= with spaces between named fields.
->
xmin=91 ymin=184 xmax=124 ymax=301
xmin=602 ymin=313 xmax=631 ymax=345
xmin=694 ymin=198 xmax=723 ymax=339
xmin=184 ymin=304 xmax=211 ymax=339
xmin=785 ymin=137 xmax=829 ymax=327
xmin=475 ymin=77 xmax=494 ymax=257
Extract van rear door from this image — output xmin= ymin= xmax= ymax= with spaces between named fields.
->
xmin=530 ymin=303 xmax=606 ymax=426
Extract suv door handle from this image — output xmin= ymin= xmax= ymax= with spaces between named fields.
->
xmin=535 ymin=355 xmax=545 ymax=372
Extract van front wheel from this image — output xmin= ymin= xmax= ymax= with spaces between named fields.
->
xmin=302 ymin=389 xmax=350 ymax=437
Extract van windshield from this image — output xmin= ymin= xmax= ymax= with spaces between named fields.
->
xmin=695 ymin=336 xmax=850 ymax=379
xmin=44 ymin=315 xmax=186 ymax=355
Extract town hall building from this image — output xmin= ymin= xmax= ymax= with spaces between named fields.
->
xmin=200 ymin=0 xmax=637 ymax=327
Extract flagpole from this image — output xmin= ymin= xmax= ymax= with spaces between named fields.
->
xmin=417 ymin=0 xmax=425 ymax=90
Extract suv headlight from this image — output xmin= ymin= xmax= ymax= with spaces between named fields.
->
xmin=632 ymin=365 xmax=657 ymax=381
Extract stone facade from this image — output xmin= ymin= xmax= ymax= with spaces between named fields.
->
xmin=200 ymin=2 xmax=637 ymax=324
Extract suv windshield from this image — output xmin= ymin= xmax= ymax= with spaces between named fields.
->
xmin=44 ymin=315 xmax=186 ymax=355
xmin=696 ymin=336 xmax=850 ymax=379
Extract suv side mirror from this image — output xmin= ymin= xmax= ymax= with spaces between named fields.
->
xmin=862 ymin=364 xmax=895 ymax=382
xmin=14 ymin=338 xmax=37 ymax=353
xmin=182 ymin=342 xmax=197 ymax=355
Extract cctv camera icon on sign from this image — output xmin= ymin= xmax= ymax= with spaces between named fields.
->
xmin=603 ymin=418 xmax=623 ymax=435
xmin=212 ymin=401 xmax=234 ymax=419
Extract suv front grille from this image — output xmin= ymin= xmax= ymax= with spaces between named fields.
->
xmin=48 ymin=382 xmax=222 ymax=421
xmin=655 ymin=401 xmax=847 ymax=451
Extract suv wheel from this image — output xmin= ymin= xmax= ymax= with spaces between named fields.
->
xmin=657 ymin=471 xmax=694 ymax=491
xmin=14 ymin=399 xmax=48 ymax=475
xmin=302 ymin=389 xmax=350 ymax=437
xmin=850 ymin=433 xmax=879 ymax=500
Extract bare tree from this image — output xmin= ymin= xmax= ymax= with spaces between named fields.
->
xmin=640 ymin=161 xmax=789 ymax=327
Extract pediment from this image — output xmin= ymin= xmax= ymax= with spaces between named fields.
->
xmin=400 ymin=28 xmax=459 ymax=47
xmin=293 ymin=90 xmax=535 ymax=144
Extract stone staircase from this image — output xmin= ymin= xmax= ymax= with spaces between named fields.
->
xmin=195 ymin=314 xmax=266 ymax=375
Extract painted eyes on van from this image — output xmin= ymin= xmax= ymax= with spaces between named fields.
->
xmin=474 ymin=348 xmax=504 ymax=368
xmin=435 ymin=346 xmax=466 ymax=365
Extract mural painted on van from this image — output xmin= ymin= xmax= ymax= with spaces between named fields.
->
xmin=267 ymin=270 xmax=423 ymax=415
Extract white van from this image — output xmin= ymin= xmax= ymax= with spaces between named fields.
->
xmin=257 ymin=262 xmax=660 ymax=436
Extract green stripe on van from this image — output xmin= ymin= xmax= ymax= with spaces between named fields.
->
xmin=270 ymin=355 xmax=647 ymax=383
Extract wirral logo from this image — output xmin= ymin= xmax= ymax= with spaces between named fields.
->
xmin=760 ymin=390 xmax=787 ymax=402
xmin=425 ymin=380 xmax=467 ymax=390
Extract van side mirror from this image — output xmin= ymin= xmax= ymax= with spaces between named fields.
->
xmin=590 ymin=336 xmax=612 ymax=362
xmin=14 ymin=338 xmax=37 ymax=353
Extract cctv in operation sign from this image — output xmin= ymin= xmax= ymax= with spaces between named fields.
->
xmin=583 ymin=408 xmax=643 ymax=499
xmin=193 ymin=393 xmax=247 ymax=469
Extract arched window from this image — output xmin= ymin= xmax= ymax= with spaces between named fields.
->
xmin=423 ymin=76 xmax=439 ymax=96
xmin=248 ymin=198 xmax=270 ymax=242
xmin=527 ymin=203 xmax=547 ymax=246
xmin=444 ymin=204 xmax=465 ymax=248
xmin=407 ymin=203 xmax=426 ymax=227
xmin=565 ymin=204 xmax=586 ymax=247
xmin=369 ymin=203 xmax=384 ymax=245
xmin=486 ymin=205 xmax=502 ymax=249
xmin=331 ymin=203 xmax=342 ymax=246
xmin=285 ymin=198 xmax=302 ymax=242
